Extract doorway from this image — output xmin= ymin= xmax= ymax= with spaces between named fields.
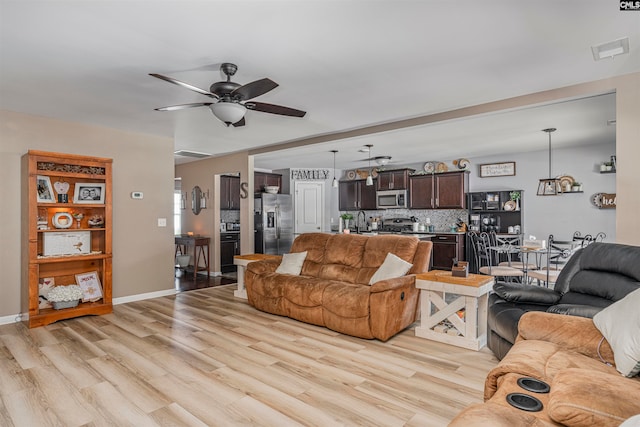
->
xmin=294 ymin=181 xmax=324 ymax=234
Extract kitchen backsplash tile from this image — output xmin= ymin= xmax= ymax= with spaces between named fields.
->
xmin=342 ymin=209 xmax=469 ymax=230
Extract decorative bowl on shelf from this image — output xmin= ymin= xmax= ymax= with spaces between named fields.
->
xmin=264 ymin=186 xmax=279 ymax=194
xmin=88 ymin=215 xmax=104 ymax=227
xmin=47 ymin=284 xmax=83 ymax=310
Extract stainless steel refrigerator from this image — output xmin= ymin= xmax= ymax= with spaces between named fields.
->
xmin=254 ymin=194 xmax=293 ymax=254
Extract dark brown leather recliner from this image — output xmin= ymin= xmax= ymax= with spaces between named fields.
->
xmin=487 ymin=242 xmax=640 ymax=360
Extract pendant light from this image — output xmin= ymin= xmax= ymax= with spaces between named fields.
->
xmin=365 ymin=144 xmax=374 ymax=186
xmin=537 ymin=128 xmax=562 ymax=196
xmin=330 ymin=150 xmax=338 ymax=188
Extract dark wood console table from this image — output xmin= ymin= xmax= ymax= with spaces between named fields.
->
xmin=175 ymin=235 xmax=210 ymax=281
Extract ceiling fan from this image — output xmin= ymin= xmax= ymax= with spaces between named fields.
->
xmin=150 ymin=63 xmax=306 ymax=127
xmin=358 ymin=156 xmax=393 ymax=166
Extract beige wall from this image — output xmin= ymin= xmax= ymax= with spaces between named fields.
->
xmin=0 ymin=110 xmax=175 ymax=318
xmin=614 ymin=73 xmax=640 ymax=245
xmin=175 ymin=152 xmax=254 ymax=273
xmin=2 ymin=73 xmax=637 ymax=319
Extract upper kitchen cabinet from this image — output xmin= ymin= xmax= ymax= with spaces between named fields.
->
xmin=339 ymin=179 xmax=377 ymax=210
xmin=220 ymin=175 xmax=240 ymax=210
xmin=254 ymin=172 xmax=282 ymax=194
xmin=376 ymin=168 xmax=414 ymax=191
xmin=409 ymin=171 xmax=469 ymax=209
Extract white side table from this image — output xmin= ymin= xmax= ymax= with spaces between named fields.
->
xmin=415 ymin=270 xmax=494 ymax=351
xmin=233 ymin=254 xmax=281 ymax=299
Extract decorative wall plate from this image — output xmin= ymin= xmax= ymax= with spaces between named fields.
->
xmin=423 ymin=161 xmax=435 ymax=173
xmin=346 ymin=170 xmax=357 ymax=180
xmin=436 ymin=162 xmax=448 ymax=173
xmin=456 ymin=158 xmax=470 ymax=169
xmin=558 ymin=175 xmax=574 ymax=192
xmin=503 ymin=200 xmax=516 ymax=211
xmin=590 ymin=193 xmax=604 ymax=208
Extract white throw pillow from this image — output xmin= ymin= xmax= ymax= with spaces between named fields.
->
xmin=369 ymin=253 xmax=413 ymax=285
xmin=593 ymin=288 xmax=640 ymax=377
xmin=275 ymin=251 xmax=308 ymax=275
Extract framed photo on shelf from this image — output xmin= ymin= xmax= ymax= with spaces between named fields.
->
xmin=75 ymin=271 xmax=103 ymax=302
xmin=36 ymin=175 xmax=55 ymax=203
xmin=479 ymin=162 xmax=516 ymax=178
xmin=74 ymin=183 xmax=106 ymax=204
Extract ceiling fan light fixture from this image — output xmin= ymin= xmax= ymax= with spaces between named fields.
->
xmin=210 ymin=102 xmax=246 ymax=126
xmin=375 ymin=156 xmax=391 ymax=166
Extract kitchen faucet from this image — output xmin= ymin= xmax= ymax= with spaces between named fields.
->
xmin=356 ymin=210 xmax=366 ymax=234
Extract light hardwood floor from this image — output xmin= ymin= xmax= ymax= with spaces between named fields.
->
xmin=0 ymin=284 xmax=498 ymax=426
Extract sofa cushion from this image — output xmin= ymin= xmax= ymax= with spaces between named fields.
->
xmin=368 ymin=253 xmax=413 ymax=285
xmin=290 ymin=233 xmax=330 ymax=277
xmin=548 ymin=368 xmax=640 ymax=426
xmin=275 ymin=251 xmax=308 ymax=275
xmin=593 ymin=288 xmax=640 ymax=377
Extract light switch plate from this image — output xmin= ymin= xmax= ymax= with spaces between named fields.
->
xmin=158 ymin=218 xmax=167 ymax=227
xmin=131 ymin=191 xmax=143 ymax=199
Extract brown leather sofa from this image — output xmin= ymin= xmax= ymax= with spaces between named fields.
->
xmin=244 ymin=232 xmax=432 ymax=341
xmin=449 ymin=311 xmax=640 ymax=426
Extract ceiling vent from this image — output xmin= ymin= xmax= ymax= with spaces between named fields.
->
xmin=591 ymin=37 xmax=630 ymax=61
xmin=174 ymin=150 xmax=211 ymax=158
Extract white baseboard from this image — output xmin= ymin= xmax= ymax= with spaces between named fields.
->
xmin=0 ymin=288 xmax=177 ymax=326
xmin=113 ymin=288 xmax=177 ymax=305
xmin=0 ymin=313 xmax=25 ymax=325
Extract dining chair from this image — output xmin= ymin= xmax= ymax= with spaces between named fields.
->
xmin=528 ymin=234 xmax=579 ymax=287
xmin=470 ymin=232 xmax=524 ymax=282
xmin=491 ymin=232 xmax=538 ymax=272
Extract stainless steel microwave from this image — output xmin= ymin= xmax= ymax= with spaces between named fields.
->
xmin=376 ymin=190 xmax=408 ymax=209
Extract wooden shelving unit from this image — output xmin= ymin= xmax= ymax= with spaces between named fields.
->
xmin=22 ymin=150 xmax=112 ymax=328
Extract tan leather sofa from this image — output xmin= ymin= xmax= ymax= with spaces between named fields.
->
xmin=449 ymin=311 xmax=640 ymax=427
xmin=244 ymin=233 xmax=432 ymax=341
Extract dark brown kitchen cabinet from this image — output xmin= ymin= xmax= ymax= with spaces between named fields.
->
xmin=432 ymin=234 xmax=465 ymax=270
xmin=254 ymin=172 xmax=282 ymax=193
xmin=376 ymin=168 xmax=413 ymax=190
xmin=220 ymin=175 xmax=240 ymax=210
xmin=409 ymin=171 xmax=468 ymax=209
xmin=220 ymin=232 xmax=240 ymax=273
xmin=339 ymin=179 xmax=377 ymax=210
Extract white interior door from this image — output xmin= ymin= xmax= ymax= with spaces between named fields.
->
xmin=294 ymin=181 xmax=324 ymax=234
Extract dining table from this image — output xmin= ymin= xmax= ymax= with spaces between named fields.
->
xmin=489 ymin=240 xmax=582 ymax=284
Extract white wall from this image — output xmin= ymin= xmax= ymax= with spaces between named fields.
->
xmin=399 ymin=141 xmax=616 ymax=242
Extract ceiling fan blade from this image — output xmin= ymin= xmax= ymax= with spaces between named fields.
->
xmin=231 ymin=78 xmax=278 ymax=101
xmin=245 ymin=102 xmax=306 ymax=117
xmin=154 ymin=103 xmax=213 ymax=111
xmin=149 ymin=73 xmax=218 ymax=99
xmin=232 ymin=117 xmax=246 ymax=127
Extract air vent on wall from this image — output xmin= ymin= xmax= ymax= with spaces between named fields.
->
xmin=174 ymin=150 xmax=211 ymax=158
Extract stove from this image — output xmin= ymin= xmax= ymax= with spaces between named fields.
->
xmin=380 ymin=218 xmax=417 ymax=233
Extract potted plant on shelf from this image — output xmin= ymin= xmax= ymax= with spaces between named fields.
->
xmin=509 ymin=191 xmax=521 ymax=211
xmin=340 ymin=213 xmax=353 ymax=230
xmin=46 ymin=285 xmax=84 ymax=310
